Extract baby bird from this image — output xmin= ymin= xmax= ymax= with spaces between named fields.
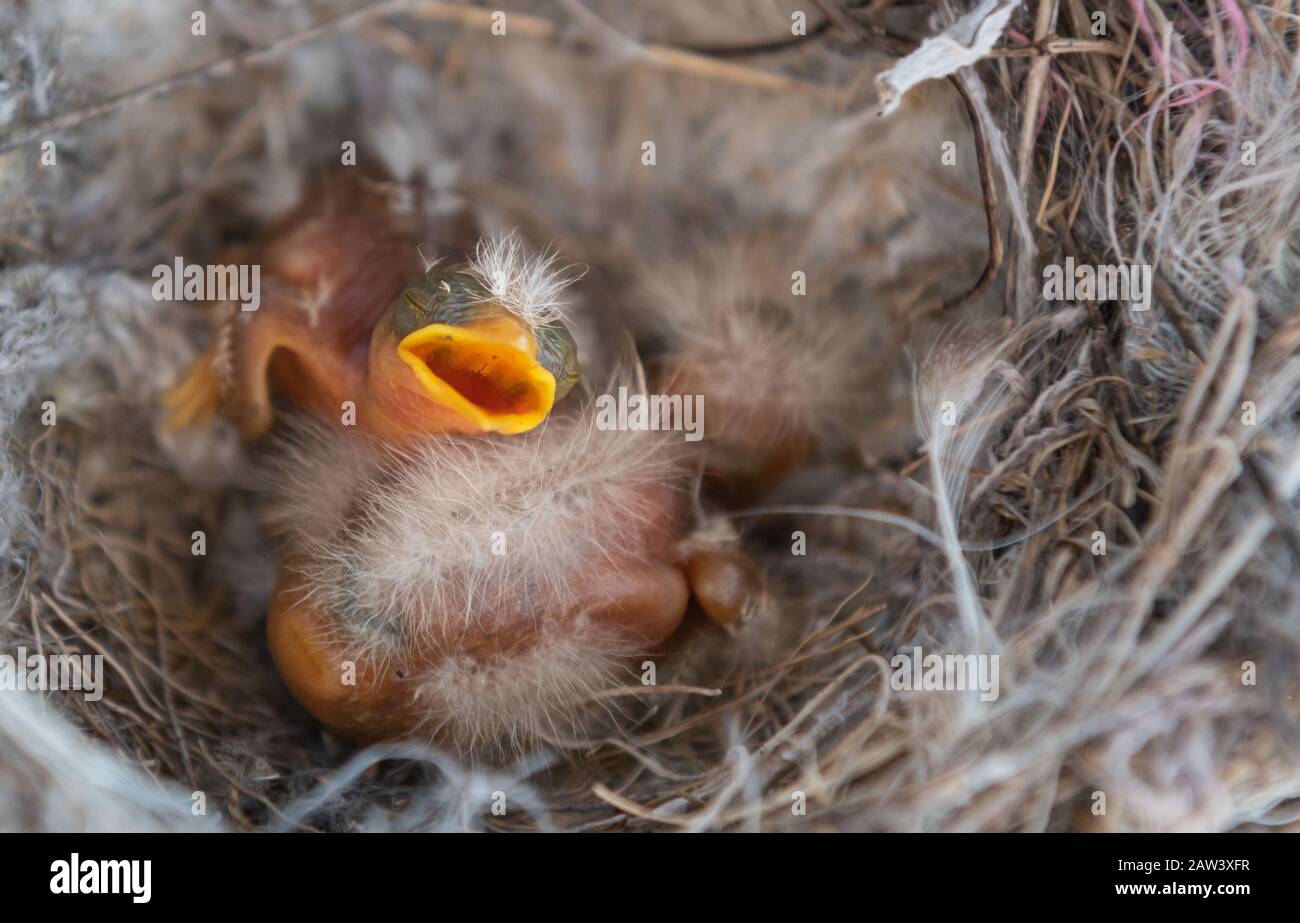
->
xmin=164 ymin=175 xmax=579 ymax=442
xmin=262 ymin=416 xmax=694 ymax=752
xmin=167 ymin=174 xmax=755 ymax=755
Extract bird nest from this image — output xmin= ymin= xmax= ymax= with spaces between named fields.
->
xmin=1 ymin=0 xmax=1298 ymax=832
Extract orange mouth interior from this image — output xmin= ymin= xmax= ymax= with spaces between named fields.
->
xmin=396 ymin=317 xmax=557 ymax=435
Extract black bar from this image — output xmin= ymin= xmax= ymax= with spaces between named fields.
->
xmin=5 ymin=832 xmax=1280 ymax=908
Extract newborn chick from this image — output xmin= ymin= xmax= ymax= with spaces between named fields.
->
xmin=164 ymin=175 xmax=756 ymax=755
xmin=164 ymin=175 xmax=579 ymax=442
xmin=261 ymin=413 xmax=760 ymax=754
xmin=634 ymin=242 xmax=866 ymax=500
xmin=263 ymin=416 xmax=692 ymax=754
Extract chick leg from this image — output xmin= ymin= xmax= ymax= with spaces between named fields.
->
xmin=684 ymin=548 xmax=763 ymax=630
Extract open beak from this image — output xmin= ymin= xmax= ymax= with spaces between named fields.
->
xmin=394 ymin=310 xmax=557 ymax=435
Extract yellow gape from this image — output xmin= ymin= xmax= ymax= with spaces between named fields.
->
xmin=393 ymin=314 xmax=557 ymax=436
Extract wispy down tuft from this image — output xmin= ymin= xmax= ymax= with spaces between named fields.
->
xmin=466 ymin=232 xmax=585 ymax=329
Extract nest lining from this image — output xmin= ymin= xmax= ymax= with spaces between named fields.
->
xmin=0 ymin=0 xmax=1297 ymax=832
